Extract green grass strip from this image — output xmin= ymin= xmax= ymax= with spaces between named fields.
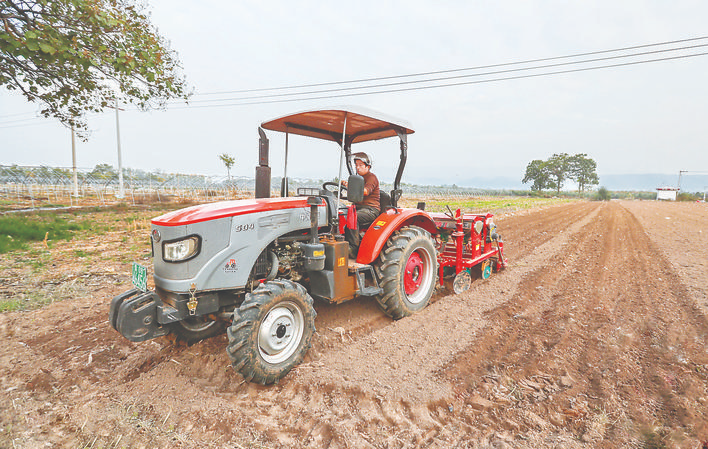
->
xmin=0 ymin=213 xmax=96 ymax=254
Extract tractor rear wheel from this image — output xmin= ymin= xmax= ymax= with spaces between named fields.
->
xmin=169 ymin=316 xmax=228 ymax=345
xmin=374 ymin=226 xmax=438 ymax=320
xmin=226 ymin=280 xmax=316 ymax=385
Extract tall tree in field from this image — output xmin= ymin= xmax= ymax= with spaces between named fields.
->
xmin=545 ymin=153 xmax=571 ymax=194
xmin=522 ymin=159 xmax=551 ymax=191
xmin=568 ymin=153 xmax=599 ymax=193
xmin=0 ymin=0 xmax=189 ymax=138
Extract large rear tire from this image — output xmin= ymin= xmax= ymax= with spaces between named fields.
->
xmin=226 ymin=280 xmax=316 ymax=385
xmin=374 ymin=226 xmax=438 ymax=319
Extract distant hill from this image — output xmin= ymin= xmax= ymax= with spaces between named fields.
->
xmin=599 ymin=174 xmax=708 ymax=193
xmin=440 ymin=173 xmax=708 ymax=193
xmin=413 ymin=176 xmax=527 ymax=190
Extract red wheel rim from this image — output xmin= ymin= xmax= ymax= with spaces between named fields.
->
xmin=404 ymin=251 xmax=424 ymax=295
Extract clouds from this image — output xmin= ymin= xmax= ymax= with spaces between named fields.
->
xmin=1 ymin=1 xmax=707 ymax=187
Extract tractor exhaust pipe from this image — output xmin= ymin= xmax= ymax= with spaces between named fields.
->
xmin=255 ymin=127 xmax=271 ymax=198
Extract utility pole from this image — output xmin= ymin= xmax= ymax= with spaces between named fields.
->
xmin=677 ymin=170 xmax=688 ymax=192
xmin=114 ymin=99 xmax=125 ymax=199
xmin=71 ymin=127 xmax=79 ymax=197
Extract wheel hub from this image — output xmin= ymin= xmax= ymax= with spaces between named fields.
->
xmin=257 ymin=301 xmax=304 ymax=364
xmin=404 ymin=251 xmax=424 ymax=295
xmin=276 ymin=323 xmax=287 ymax=339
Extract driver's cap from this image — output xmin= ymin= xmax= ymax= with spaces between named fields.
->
xmin=352 ymin=152 xmax=371 ymax=167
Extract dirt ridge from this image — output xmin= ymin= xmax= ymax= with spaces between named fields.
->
xmin=292 ymin=203 xmax=604 ymax=404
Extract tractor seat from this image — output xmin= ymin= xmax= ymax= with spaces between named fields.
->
xmin=379 ymin=191 xmax=391 ymax=211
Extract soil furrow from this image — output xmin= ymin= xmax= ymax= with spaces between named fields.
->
xmin=2 ymin=200 xmax=708 ymax=448
xmin=444 ymin=201 xmax=708 ymax=447
xmin=290 ymin=202 xmax=603 ymax=406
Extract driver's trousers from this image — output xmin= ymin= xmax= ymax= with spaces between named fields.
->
xmin=346 ymin=205 xmax=380 ymax=254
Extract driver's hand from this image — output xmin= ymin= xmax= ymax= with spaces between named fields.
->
xmin=342 ymin=180 xmax=348 ymax=187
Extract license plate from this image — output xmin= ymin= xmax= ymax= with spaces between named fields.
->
xmin=132 ymin=262 xmax=148 ymax=292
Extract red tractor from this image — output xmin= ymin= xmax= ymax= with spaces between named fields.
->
xmin=110 ymin=108 xmax=506 ymax=385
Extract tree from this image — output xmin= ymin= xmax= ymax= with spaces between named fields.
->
xmin=89 ymin=163 xmax=116 ymax=180
xmin=568 ymin=153 xmax=599 ymax=193
xmin=522 ymin=159 xmax=551 ymax=191
xmin=218 ymin=153 xmax=235 ymax=181
xmin=596 ymin=186 xmax=611 ymax=201
xmin=1 ymin=0 xmax=189 ymax=138
xmin=545 ymin=153 xmax=571 ymax=194
xmin=523 ymin=153 xmax=599 ymax=194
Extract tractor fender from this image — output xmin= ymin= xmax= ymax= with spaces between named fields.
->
xmin=356 ymin=208 xmax=438 ymax=265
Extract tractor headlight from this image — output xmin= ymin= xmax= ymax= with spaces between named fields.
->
xmin=162 ymin=235 xmax=201 ymax=262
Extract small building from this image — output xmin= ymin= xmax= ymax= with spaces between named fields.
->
xmin=656 ymin=187 xmax=679 ymax=201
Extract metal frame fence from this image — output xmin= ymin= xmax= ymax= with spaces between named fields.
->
xmin=0 ymin=165 xmax=256 ymax=209
xmin=0 ymin=165 xmax=512 ymax=211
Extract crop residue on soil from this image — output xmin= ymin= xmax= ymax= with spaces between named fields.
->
xmin=1 ymin=200 xmax=708 ymax=448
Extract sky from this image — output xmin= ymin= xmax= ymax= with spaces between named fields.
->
xmin=2 ymin=1 xmax=708 ymax=189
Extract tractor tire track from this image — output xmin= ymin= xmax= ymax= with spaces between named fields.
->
xmin=290 ymin=202 xmax=603 ymax=404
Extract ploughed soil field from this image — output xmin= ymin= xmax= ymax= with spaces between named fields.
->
xmin=1 ymin=200 xmax=708 ymax=448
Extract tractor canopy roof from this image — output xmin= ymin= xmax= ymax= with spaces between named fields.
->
xmin=260 ymin=107 xmax=414 ymax=144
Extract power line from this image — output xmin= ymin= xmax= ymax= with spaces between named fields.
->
xmin=2 ymin=36 xmax=707 ymax=125
xmin=0 ymin=116 xmax=45 ymax=126
xmin=170 ymin=51 xmax=708 ymax=109
xmin=192 ymin=36 xmax=708 ymax=96
xmin=0 ymin=111 xmax=38 ymax=119
xmin=0 ymin=109 xmax=103 ymax=128
xmin=0 ymin=119 xmax=56 ymax=129
xmin=183 ymin=43 xmax=708 ymax=104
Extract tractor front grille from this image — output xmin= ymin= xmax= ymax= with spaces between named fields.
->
xmin=252 ymin=250 xmax=270 ymax=278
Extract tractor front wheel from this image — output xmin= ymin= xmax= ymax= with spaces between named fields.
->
xmin=375 ymin=226 xmax=438 ymax=320
xmin=226 ymin=280 xmax=316 ymax=385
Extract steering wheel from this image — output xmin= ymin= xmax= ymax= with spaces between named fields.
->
xmin=322 ymin=181 xmax=347 ymax=198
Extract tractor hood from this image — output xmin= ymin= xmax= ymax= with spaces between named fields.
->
xmin=152 ymin=197 xmax=323 ymax=226
xmin=260 ymin=107 xmax=414 ymax=144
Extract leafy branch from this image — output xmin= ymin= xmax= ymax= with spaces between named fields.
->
xmin=0 ymin=0 xmax=191 ymax=139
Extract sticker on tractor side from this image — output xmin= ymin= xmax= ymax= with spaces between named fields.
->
xmin=224 ymin=259 xmax=239 ymax=273
xmin=132 ymin=262 xmax=148 ymax=292
xmin=376 ymin=220 xmax=386 ymax=226
xmin=338 ymin=257 xmax=345 ymax=267
xmin=299 ymin=209 xmax=311 ymax=222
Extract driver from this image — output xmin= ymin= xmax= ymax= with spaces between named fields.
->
xmin=343 ymin=152 xmax=380 ymax=252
